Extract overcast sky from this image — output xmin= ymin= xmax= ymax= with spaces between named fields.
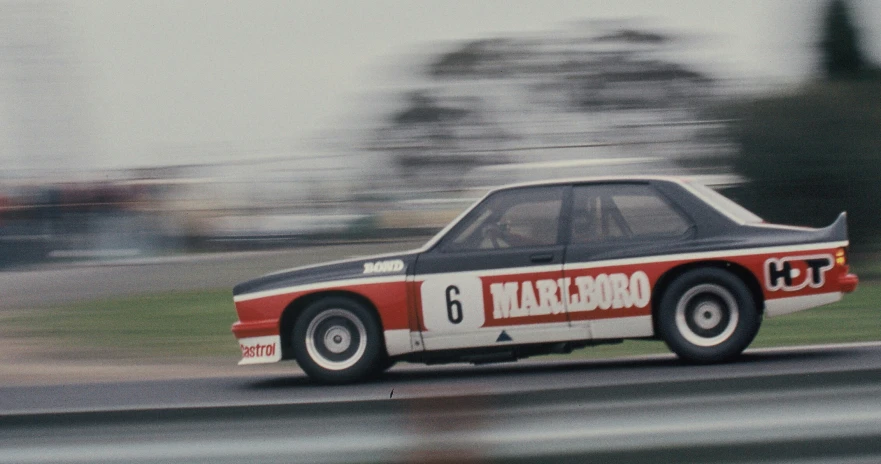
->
xmin=3 ymin=0 xmax=881 ymax=171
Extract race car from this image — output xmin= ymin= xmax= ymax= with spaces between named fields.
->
xmin=231 ymin=177 xmax=859 ymax=383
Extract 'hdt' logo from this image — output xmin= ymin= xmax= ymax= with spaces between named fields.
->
xmin=765 ymin=254 xmax=834 ymax=292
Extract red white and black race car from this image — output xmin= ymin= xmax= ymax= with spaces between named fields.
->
xmin=231 ymin=177 xmax=859 ymax=383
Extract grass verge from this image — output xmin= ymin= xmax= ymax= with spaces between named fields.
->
xmin=6 ymin=289 xmax=240 ymax=359
xmin=6 ymin=283 xmax=880 ymax=361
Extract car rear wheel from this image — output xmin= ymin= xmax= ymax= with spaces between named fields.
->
xmin=292 ymin=297 xmax=383 ymax=384
xmin=658 ymin=268 xmax=760 ymax=363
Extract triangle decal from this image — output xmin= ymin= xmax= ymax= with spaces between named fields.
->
xmin=496 ymin=330 xmax=513 ymax=342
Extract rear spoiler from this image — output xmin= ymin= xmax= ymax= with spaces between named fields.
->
xmin=817 ymin=212 xmax=849 ymax=243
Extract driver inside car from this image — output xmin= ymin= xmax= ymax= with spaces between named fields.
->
xmin=482 ymin=219 xmax=538 ymax=248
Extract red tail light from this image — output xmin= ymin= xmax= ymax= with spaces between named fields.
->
xmin=836 ymin=247 xmax=858 ymax=293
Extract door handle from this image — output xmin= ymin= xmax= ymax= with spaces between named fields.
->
xmin=530 ymin=253 xmax=554 ymax=263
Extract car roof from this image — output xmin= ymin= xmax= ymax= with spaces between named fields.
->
xmin=486 ymin=175 xmax=689 ymax=194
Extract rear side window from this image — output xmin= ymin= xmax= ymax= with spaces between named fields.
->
xmin=570 ymin=184 xmax=691 ymax=243
xmin=686 ymin=181 xmax=763 ymax=224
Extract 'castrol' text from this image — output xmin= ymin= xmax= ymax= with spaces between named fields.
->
xmin=241 ymin=342 xmax=276 ymax=358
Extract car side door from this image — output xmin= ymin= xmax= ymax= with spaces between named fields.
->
xmin=414 ymin=185 xmax=571 ymax=351
xmin=563 ymin=182 xmax=695 ymax=340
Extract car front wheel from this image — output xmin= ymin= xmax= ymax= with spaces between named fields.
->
xmin=658 ymin=268 xmax=760 ymax=363
xmin=292 ymin=297 xmax=383 ymax=384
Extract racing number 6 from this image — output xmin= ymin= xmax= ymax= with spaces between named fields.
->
xmin=445 ymin=285 xmax=463 ymax=324
xmin=420 ymin=276 xmax=483 ymax=332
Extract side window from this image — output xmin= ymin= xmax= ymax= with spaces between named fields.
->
xmin=570 ymin=184 xmax=691 ymax=244
xmin=442 ymin=186 xmax=564 ymax=251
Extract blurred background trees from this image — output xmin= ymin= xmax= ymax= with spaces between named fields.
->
xmin=371 ymin=25 xmax=727 ymax=192
xmin=4 ymin=0 xmax=881 ymax=263
xmin=723 ymin=0 xmax=881 ymax=248
xmin=821 ymin=0 xmax=867 ymax=78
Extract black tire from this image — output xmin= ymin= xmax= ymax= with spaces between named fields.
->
xmin=657 ymin=268 xmax=760 ymax=364
xmin=292 ymin=297 xmax=383 ymax=384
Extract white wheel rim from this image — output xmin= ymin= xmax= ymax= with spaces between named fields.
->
xmin=305 ymin=309 xmax=368 ymax=371
xmin=694 ymin=301 xmax=723 ymax=330
xmin=324 ymin=326 xmax=352 ymax=354
xmin=674 ymin=283 xmax=739 ymax=347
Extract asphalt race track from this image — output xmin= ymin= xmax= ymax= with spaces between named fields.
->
xmin=2 ymin=343 xmax=881 ymax=463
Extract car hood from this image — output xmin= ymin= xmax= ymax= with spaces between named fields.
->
xmin=232 ymin=250 xmax=419 ymax=297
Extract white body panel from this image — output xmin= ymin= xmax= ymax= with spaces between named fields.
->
xmin=765 ymin=292 xmax=842 ymax=317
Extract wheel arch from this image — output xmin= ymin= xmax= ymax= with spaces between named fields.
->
xmin=278 ymin=290 xmax=385 ymax=361
xmin=651 ymin=260 xmax=765 ymax=337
